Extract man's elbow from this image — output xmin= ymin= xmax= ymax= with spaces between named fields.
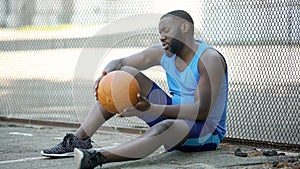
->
xmin=195 ymin=105 xmax=210 ymax=121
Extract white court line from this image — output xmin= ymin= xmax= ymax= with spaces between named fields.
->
xmin=0 ymin=157 xmax=47 ymax=164
xmin=9 ymin=132 xmax=33 ymax=137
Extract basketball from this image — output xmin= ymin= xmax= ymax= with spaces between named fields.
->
xmin=96 ymin=71 xmax=140 ymax=113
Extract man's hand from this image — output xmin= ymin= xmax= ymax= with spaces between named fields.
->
xmin=94 ymin=71 xmax=108 ymax=101
xmin=119 ymin=94 xmax=151 ymax=117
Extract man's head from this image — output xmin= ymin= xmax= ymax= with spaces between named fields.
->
xmin=158 ymin=10 xmax=194 ymax=55
xmin=161 ymin=10 xmax=194 ymax=25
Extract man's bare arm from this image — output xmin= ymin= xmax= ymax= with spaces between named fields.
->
xmin=103 ymin=45 xmax=164 ymax=73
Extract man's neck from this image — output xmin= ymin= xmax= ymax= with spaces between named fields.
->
xmin=177 ymin=40 xmax=199 ymax=63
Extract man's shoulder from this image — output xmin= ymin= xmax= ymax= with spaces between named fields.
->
xmin=202 ymin=48 xmax=222 ymax=57
xmin=200 ymin=48 xmax=227 ymax=72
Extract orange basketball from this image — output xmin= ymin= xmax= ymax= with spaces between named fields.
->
xmin=96 ymin=71 xmax=140 ymax=113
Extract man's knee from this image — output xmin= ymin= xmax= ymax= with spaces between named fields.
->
xmin=120 ymin=66 xmax=139 ymax=76
xmin=120 ymin=66 xmax=154 ymax=96
xmin=150 ymin=119 xmax=190 ymax=149
xmin=151 ymin=119 xmax=189 ymax=136
xmin=153 ymin=119 xmax=174 ymax=134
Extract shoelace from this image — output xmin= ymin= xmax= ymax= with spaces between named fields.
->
xmin=62 ymin=133 xmax=74 ymax=147
xmin=89 ymin=151 xmax=103 ymax=167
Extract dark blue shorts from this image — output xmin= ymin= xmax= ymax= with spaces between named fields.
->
xmin=138 ymin=82 xmax=220 ymax=152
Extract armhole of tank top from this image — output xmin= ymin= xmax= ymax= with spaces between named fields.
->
xmin=198 ymin=47 xmax=228 ymax=73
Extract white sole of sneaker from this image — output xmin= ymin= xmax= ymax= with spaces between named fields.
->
xmin=74 ymin=148 xmax=84 ymax=169
xmin=40 ymin=151 xmax=74 ymax=158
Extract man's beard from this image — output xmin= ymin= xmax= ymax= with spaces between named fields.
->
xmin=169 ymin=38 xmax=184 ymax=55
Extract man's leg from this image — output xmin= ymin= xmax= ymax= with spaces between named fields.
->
xmin=42 ymin=66 xmax=156 ymax=157
xmin=74 ymin=67 xmax=192 ymax=167
xmin=76 ymin=66 xmax=156 ymax=140
xmin=41 ymin=102 xmax=115 ymax=157
xmin=75 ymin=119 xmax=190 ymax=167
xmin=75 ymin=102 xmax=114 ymax=140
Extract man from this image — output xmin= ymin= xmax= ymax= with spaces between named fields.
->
xmin=41 ymin=10 xmax=228 ymax=169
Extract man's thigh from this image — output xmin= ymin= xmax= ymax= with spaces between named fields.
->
xmin=138 ymin=84 xmax=171 ymax=125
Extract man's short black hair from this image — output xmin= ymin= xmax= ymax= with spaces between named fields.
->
xmin=161 ymin=10 xmax=194 ymax=25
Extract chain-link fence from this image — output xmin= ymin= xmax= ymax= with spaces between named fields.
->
xmin=0 ymin=0 xmax=299 ymax=146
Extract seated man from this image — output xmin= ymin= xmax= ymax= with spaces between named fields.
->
xmin=41 ymin=10 xmax=228 ymax=169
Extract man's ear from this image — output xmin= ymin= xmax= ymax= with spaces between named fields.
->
xmin=181 ymin=22 xmax=190 ymax=33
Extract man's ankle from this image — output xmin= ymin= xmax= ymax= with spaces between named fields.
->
xmin=75 ymin=128 xmax=92 ymax=141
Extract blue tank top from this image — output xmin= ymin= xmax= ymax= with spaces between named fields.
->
xmin=160 ymin=40 xmax=228 ymax=139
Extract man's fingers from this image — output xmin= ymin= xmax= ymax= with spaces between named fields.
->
xmin=117 ymin=113 xmax=124 ymax=118
xmin=102 ymin=70 xmax=108 ymax=76
xmin=137 ymin=93 xmax=147 ymax=101
xmin=119 ymin=108 xmax=129 ymax=117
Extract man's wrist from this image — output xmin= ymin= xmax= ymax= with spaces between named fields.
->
xmin=149 ymin=103 xmax=166 ymax=117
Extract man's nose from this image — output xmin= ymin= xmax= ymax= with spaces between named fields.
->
xmin=160 ymin=34 xmax=166 ymax=42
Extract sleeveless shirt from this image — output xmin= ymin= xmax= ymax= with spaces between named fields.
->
xmin=160 ymin=40 xmax=228 ymax=139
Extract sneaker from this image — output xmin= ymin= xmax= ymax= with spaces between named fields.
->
xmin=74 ymin=148 xmax=106 ymax=169
xmin=41 ymin=133 xmax=92 ymax=157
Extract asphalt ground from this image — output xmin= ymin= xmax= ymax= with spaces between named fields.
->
xmin=0 ymin=121 xmax=299 ymax=169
